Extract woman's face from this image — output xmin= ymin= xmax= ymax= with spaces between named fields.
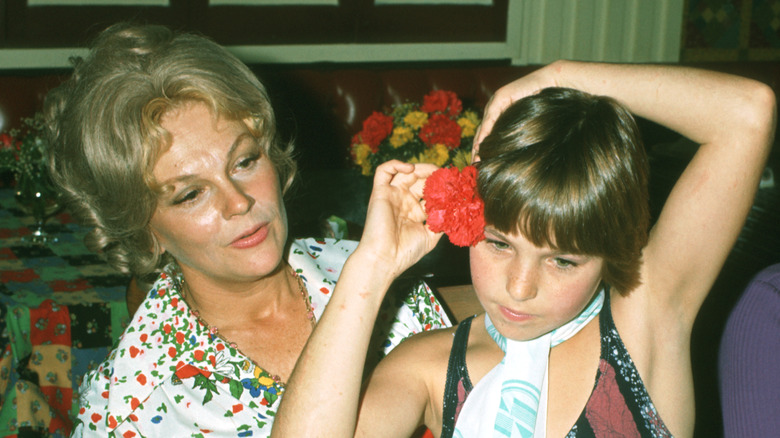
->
xmin=470 ymin=226 xmax=604 ymax=341
xmin=149 ymin=101 xmax=288 ymax=285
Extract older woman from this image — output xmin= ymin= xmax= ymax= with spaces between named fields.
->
xmin=46 ymin=23 xmax=450 ymax=437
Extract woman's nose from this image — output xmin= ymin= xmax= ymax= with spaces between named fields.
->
xmin=222 ymin=180 xmax=254 ymax=218
xmin=506 ymin=263 xmax=538 ymax=301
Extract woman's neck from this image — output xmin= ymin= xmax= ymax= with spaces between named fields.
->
xmin=178 ymin=261 xmax=297 ymax=329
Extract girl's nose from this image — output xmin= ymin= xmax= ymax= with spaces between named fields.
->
xmin=506 ymin=262 xmax=538 ymax=301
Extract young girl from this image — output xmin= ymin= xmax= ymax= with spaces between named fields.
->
xmin=272 ymin=60 xmax=775 ymax=437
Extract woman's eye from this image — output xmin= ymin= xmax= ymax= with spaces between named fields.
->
xmin=235 ymin=153 xmax=261 ymax=170
xmin=173 ymin=189 xmax=200 ymax=205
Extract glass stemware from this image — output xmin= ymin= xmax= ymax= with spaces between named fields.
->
xmin=14 ymin=171 xmax=61 ymax=245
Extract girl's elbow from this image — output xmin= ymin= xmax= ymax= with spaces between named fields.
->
xmin=745 ymin=81 xmax=777 ymax=142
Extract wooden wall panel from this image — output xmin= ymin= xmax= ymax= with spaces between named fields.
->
xmin=1 ymin=0 xmax=508 ymax=48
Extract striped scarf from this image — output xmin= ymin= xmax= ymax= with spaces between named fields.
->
xmin=453 ymin=289 xmax=605 ymax=438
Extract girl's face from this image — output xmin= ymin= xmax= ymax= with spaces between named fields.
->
xmin=470 ymin=226 xmax=604 ymax=341
xmin=149 ymin=101 xmax=288 ymax=286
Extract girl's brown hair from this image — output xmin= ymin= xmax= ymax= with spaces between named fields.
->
xmin=477 ymin=87 xmax=649 ymax=294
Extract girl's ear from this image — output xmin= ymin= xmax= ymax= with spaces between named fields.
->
xmin=471 ymin=153 xmax=481 ymax=164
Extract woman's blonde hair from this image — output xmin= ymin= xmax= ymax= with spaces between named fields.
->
xmin=477 ymin=87 xmax=649 ymax=294
xmin=45 ymin=23 xmax=296 ymax=277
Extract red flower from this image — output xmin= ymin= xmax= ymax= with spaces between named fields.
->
xmin=421 ymin=90 xmax=463 ymax=117
xmin=423 ymin=166 xmax=485 ymax=247
xmin=357 ymin=111 xmax=394 ymax=152
xmin=175 ymin=363 xmax=212 ymax=380
xmin=420 ymin=114 xmax=462 ymax=149
xmin=0 ymin=133 xmax=14 ymax=150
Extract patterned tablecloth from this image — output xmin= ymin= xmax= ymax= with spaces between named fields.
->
xmin=0 ymin=188 xmax=131 ymax=437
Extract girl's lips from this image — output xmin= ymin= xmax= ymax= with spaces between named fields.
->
xmin=231 ymin=224 xmax=269 ymax=249
xmin=500 ymin=306 xmax=533 ymax=323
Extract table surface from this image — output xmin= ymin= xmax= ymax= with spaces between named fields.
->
xmin=1 ymin=188 xmax=130 ymax=308
xmin=0 ymin=187 xmax=131 ymax=437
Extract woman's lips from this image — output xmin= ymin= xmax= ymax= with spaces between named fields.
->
xmin=231 ymin=224 xmax=269 ymax=249
xmin=500 ymin=306 xmax=533 ymax=323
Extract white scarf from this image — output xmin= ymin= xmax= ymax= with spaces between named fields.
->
xmin=453 ymin=289 xmax=605 ymax=438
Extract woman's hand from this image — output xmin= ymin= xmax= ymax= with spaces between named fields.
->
xmin=354 ymin=160 xmax=443 ymax=282
xmin=472 ymin=61 xmax=564 ymax=160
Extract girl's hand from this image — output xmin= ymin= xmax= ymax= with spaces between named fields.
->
xmin=355 ymin=160 xmax=443 ymax=281
xmin=472 ymin=61 xmax=564 ymax=160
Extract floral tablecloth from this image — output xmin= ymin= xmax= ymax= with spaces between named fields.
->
xmin=0 ymin=188 xmax=130 ymax=437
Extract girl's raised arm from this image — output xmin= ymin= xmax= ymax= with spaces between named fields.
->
xmin=271 ymin=161 xmax=442 ymax=437
xmin=478 ymin=60 xmax=775 ymax=323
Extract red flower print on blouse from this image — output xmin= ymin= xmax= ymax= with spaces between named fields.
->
xmin=421 ymin=90 xmax=463 ymax=117
xmin=585 ymin=360 xmax=641 ymax=438
xmin=420 ymin=114 xmax=462 ymax=149
xmin=423 ymin=166 xmax=485 ymax=247
xmin=357 ymin=111 xmax=394 ymax=152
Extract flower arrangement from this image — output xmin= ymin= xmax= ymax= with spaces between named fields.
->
xmin=423 ymin=165 xmax=485 ymax=247
xmin=0 ymin=112 xmax=50 ymax=186
xmin=350 ymin=90 xmax=481 ymax=175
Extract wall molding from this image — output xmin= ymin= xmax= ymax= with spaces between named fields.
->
xmin=0 ymin=0 xmax=682 ymax=70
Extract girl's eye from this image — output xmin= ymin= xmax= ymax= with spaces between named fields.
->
xmin=486 ymin=239 xmax=510 ymax=251
xmin=173 ymin=189 xmax=201 ymax=205
xmin=553 ymin=257 xmax=578 ymax=269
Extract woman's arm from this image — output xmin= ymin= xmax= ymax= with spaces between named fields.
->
xmin=272 ymin=161 xmax=442 ymax=437
xmin=477 ymin=60 xmax=776 ymax=323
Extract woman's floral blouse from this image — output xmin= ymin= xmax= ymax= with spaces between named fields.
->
xmin=71 ymin=238 xmax=451 ymax=437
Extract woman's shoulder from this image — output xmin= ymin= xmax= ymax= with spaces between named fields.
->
xmin=384 ymin=315 xmax=485 ymax=365
xmin=289 ymin=237 xmax=358 ymax=260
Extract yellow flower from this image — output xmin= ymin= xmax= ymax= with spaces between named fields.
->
xmin=458 ymin=110 xmax=481 ymax=138
xmin=360 ymin=161 xmax=373 ymax=176
xmin=412 ymin=143 xmax=449 ymax=167
xmin=451 ymin=148 xmax=472 ymax=169
xmin=389 ymin=126 xmax=414 ymax=148
xmin=352 ymin=143 xmax=371 ymax=165
xmin=403 ymin=111 xmax=428 ymax=130
xmin=352 ymin=142 xmax=374 ymax=175
xmin=258 ymin=375 xmax=276 ymax=387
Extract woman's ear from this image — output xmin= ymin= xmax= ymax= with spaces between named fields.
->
xmin=471 ymin=153 xmax=481 ymax=164
xmin=149 ymin=228 xmax=166 ymax=254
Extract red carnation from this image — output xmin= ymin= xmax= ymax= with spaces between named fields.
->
xmin=423 ymin=165 xmax=485 ymax=247
xmin=420 ymin=114 xmax=462 ymax=149
xmin=357 ymin=111 xmax=394 ymax=152
xmin=421 ymin=90 xmax=463 ymax=117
